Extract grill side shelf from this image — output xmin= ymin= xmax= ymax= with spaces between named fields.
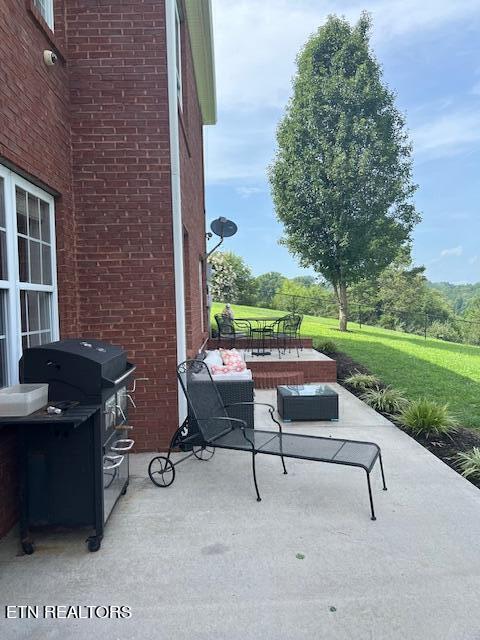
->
xmin=0 ymin=406 xmax=100 ymax=428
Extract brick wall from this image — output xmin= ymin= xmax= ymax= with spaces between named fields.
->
xmin=66 ymin=0 xmax=180 ymax=451
xmin=0 ymin=0 xmax=80 ymax=336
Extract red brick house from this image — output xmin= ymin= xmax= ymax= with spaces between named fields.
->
xmin=0 ymin=0 xmax=216 ymax=537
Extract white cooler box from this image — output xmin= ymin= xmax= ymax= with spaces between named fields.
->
xmin=0 ymin=384 xmax=49 ymax=417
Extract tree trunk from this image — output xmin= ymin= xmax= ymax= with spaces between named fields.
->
xmin=337 ymin=282 xmax=348 ymax=332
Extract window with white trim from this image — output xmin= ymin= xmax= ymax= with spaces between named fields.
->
xmin=33 ymin=0 xmax=54 ymax=30
xmin=175 ymin=1 xmax=183 ymax=108
xmin=0 ymin=166 xmax=58 ymax=387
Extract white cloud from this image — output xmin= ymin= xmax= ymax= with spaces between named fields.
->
xmin=412 ymin=109 xmax=480 ymax=159
xmin=205 ymin=110 xmax=277 ymax=182
xmin=235 ymin=186 xmax=264 ymax=198
xmin=207 ymin=0 xmax=480 ymax=184
xmin=212 ymin=0 xmax=480 ymax=112
xmin=440 ymin=246 xmax=463 ymax=257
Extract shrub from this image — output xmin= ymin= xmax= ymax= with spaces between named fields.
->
xmin=360 ymin=386 xmax=408 ymax=414
xmin=427 ymin=320 xmax=462 ymax=344
xmin=316 ymin=339 xmax=338 ymax=354
xmin=397 ymin=398 xmax=458 ymax=438
xmin=456 ymin=447 xmax=480 ymax=481
xmin=343 ymin=372 xmax=380 ymax=391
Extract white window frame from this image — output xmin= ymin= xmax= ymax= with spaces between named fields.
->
xmin=0 ymin=165 xmax=59 ymax=385
xmin=34 ymin=0 xmax=55 ymax=30
xmin=175 ymin=1 xmax=183 ymax=109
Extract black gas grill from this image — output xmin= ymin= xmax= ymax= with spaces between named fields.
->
xmin=12 ymin=339 xmax=137 ymax=553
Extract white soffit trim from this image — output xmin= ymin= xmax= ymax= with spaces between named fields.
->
xmin=184 ymin=0 xmax=217 ymax=125
xmin=166 ymin=0 xmax=188 ymax=422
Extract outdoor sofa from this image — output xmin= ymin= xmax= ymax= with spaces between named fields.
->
xmin=195 ymin=349 xmax=254 ymax=428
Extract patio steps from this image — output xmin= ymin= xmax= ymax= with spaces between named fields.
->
xmin=253 ymin=370 xmax=304 ymax=389
xmin=247 ymin=349 xmax=337 ymax=385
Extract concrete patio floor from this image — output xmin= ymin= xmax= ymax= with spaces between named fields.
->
xmin=1 ymin=384 xmax=480 ymax=639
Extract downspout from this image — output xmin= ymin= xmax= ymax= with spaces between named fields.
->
xmin=166 ymin=0 xmax=187 ymax=422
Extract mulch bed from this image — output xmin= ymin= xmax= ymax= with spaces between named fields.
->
xmin=319 ymin=347 xmax=480 ymax=491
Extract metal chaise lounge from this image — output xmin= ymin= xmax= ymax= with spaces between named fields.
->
xmin=148 ymin=360 xmax=388 ymax=520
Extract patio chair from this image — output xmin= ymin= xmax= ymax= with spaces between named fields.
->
xmin=148 ymin=360 xmax=388 ymax=521
xmin=214 ymin=314 xmax=251 ymax=349
xmin=271 ymin=314 xmax=303 ymax=357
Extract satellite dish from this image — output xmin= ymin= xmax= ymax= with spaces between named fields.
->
xmin=210 ymin=217 xmax=237 ymax=239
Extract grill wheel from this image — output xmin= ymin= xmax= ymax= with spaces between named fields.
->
xmin=86 ymin=536 xmax=102 ymax=552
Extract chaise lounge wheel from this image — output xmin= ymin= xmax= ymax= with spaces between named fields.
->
xmin=193 ymin=446 xmax=215 ymax=461
xmin=148 ymin=456 xmax=175 ymax=487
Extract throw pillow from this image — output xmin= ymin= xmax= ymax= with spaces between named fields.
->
xmin=219 ymin=348 xmax=246 ymax=371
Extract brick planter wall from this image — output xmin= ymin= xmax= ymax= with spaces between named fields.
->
xmin=248 ymin=358 xmax=337 ymax=384
xmin=253 ymin=371 xmax=305 ymax=389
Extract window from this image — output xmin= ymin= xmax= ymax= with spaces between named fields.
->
xmin=175 ymin=1 xmax=183 ymax=107
xmin=0 ymin=165 xmax=58 ymax=386
xmin=33 ymin=0 xmax=54 ymax=30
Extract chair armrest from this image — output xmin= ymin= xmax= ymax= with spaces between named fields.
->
xmin=199 ymin=415 xmax=248 ymax=431
xmin=224 ymin=402 xmax=283 ymax=433
xmin=233 ymin=320 xmax=253 ymax=333
xmin=225 ymin=401 xmax=274 ymax=411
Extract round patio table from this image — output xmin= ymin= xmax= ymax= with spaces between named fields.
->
xmin=236 ymin=317 xmax=282 ymax=356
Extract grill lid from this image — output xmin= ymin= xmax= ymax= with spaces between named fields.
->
xmin=20 ymin=339 xmax=131 ymax=400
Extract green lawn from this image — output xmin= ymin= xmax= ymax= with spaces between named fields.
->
xmin=212 ymin=302 xmax=480 ymax=428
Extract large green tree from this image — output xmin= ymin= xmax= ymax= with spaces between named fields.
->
xmin=349 ymin=251 xmax=455 ymax=333
xmin=255 ymin=271 xmax=286 ymax=308
xmin=272 ymin=279 xmax=335 ymax=316
xmin=269 ymin=13 xmax=419 ymax=331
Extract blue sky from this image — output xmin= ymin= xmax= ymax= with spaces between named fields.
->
xmin=205 ymin=0 xmax=480 ymax=284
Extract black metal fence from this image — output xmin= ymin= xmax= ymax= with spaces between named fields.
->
xmin=267 ymin=292 xmax=480 ymax=345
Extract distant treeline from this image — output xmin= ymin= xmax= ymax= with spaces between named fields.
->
xmin=209 ymin=251 xmax=480 ymax=346
xmin=428 ymin=282 xmax=480 ymax=315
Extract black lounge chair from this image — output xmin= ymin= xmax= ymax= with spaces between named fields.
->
xmin=148 ymin=360 xmax=388 ymax=520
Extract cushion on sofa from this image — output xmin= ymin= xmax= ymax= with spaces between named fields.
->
xmin=211 ymin=368 xmax=252 ymax=382
xmin=203 ymin=350 xmax=223 ymax=369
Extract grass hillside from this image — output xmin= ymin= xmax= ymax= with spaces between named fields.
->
xmin=212 ymin=302 xmax=480 ymax=428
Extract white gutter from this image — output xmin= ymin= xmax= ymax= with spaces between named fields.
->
xmin=166 ymin=0 xmax=187 ymax=422
xmin=184 ymin=0 xmax=217 ymax=124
